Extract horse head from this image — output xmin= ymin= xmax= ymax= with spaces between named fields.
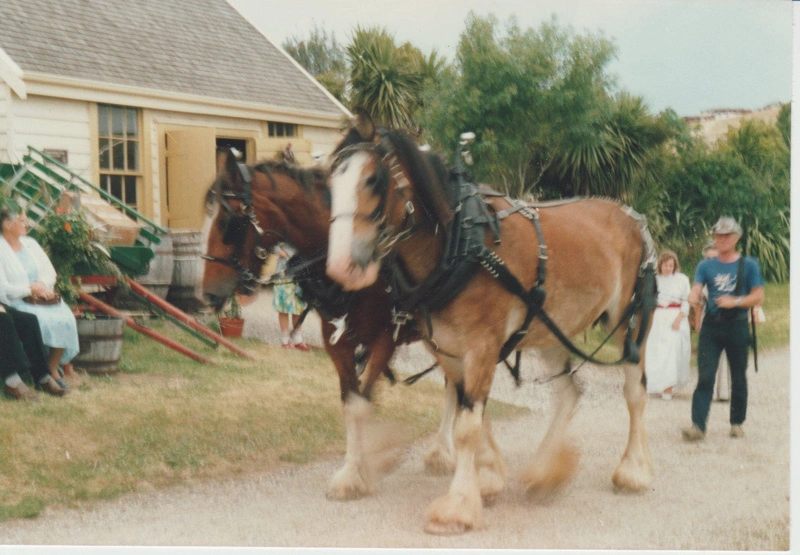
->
xmin=202 ymin=148 xmax=331 ymax=310
xmin=326 ymin=110 xmax=452 ymax=291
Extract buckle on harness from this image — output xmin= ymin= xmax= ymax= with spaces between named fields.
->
xmin=391 ymin=309 xmax=414 ymax=341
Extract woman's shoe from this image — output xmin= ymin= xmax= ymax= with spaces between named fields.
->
xmin=56 ymin=378 xmax=70 ymax=390
xmin=4 ymin=382 xmax=38 ymax=401
xmin=36 ymin=378 xmax=67 ymax=397
xmin=292 ymin=342 xmax=310 ymax=352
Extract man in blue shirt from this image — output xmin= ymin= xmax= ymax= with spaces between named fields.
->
xmin=683 ymin=217 xmax=765 ymax=441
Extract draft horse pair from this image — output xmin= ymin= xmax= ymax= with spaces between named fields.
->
xmin=203 ymin=112 xmax=658 ymax=535
xmin=324 ymin=112 xmax=658 ymax=534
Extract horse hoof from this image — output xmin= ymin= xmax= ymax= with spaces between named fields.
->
xmin=612 ymin=463 xmax=652 ymax=492
xmin=424 ymin=520 xmax=472 ymax=536
xmin=327 ymin=466 xmax=370 ymax=501
xmin=326 ymin=485 xmax=367 ymax=501
xmin=521 ymin=444 xmax=580 ymax=498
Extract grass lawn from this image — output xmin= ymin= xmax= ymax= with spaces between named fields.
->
xmin=0 ymin=316 xmax=526 ymax=521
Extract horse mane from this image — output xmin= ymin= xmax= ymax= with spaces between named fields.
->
xmin=204 ymin=154 xmax=330 ymax=211
xmin=384 ymin=129 xmax=454 ymax=227
xmin=253 ymin=159 xmax=328 ymax=196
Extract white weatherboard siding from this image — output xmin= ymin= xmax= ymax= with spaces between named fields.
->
xmin=0 ymin=83 xmax=9 ymax=157
xmin=4 ymin=94 xmax=92 ymax=175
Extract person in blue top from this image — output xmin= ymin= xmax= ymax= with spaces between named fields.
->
xmin=683 ymin=217 xmax=764 ymax=441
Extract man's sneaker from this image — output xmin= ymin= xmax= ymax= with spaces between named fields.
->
xmin=682 ymin=424 xmax=705 ymax=442
xmin=730 ymin=425 xmax=744 ymax=438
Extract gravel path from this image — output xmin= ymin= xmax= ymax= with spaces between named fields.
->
xmin=0 ymin=291 xmax=791 ymax=551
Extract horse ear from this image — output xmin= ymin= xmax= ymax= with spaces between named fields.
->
xmin=353 ymin=108 xmax=376 ymax=141
xmin=219 ymin=148 xmax=242 ymax=187
xmin=216 ymin=149 xmax=229 ymax=174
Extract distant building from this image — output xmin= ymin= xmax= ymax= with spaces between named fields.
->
xmin=682 ymin=103 xmax=783 ymax=146
xmin=0 ymin=0 xmax=350 ymax=230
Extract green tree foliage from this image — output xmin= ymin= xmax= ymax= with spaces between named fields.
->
xmin=776 ymin=102 xmax=790 ymax=149
xmin=639 ymin=113 xmax=789 ymax=282
xmin=346 ymin=26 xmax=445 ymax=129
xmin=419 ymin=14 xmax=669 ymax=199
xmin=282 ymin=25 xmax=348 ymax=103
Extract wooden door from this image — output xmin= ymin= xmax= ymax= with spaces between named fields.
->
xmin=165 ymin=127 xmax=216 ymax=230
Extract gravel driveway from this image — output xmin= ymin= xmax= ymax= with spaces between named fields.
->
xmin=0 ymin=292 xmax=790 ymax=551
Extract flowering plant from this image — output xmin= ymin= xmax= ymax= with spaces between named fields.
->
xmin=34 ymin=209 xmax=122 ymax=307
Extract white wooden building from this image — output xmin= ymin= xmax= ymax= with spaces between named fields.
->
xmin=0 ymin=0 xmax=350 ymax=230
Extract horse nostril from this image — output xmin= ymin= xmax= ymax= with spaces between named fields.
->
xmin=352 ymin=237 xmax=376 ymax=269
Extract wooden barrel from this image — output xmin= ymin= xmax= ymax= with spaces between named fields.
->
xmin=135 ymin=233 xmax=174 ymax=299
xmin=73 ymin=315 xmax=126 ymax=375
xmin=167 ymin=230 xmax=205 ymax=313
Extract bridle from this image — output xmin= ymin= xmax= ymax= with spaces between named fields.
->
xmin=328 ymin=137 xmax=426 ymax=261
xmin=202 ymin=162 xmax=271 ymax=295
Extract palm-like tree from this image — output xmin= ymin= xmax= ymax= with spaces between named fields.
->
xmin=550 ymin=93 xmax=669 ymax=199
xmin=347 ymin=27 xmax=421 ymax=129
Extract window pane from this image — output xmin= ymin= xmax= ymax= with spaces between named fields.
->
xmin=111 ymin=106 xmax=124 ymax=137
xmin=125 ymin=176 xmax=137 ymax=205
xmin=98 ymin=106 xmax=109 ymax=136
xmin=125 ymin=108 xmax=138 ymax=138
xmin=99 ymin=138 xmax=110 ymax=169
xmin=110 ymin=175 xmax=123 ymax=201
xmin=99 ymin=174 xmax=110 ymax=194
xmin=268 ymin=122 xmax=275 ymax=136
xmin=126 ymin=140 xmax=138 ymax=170
xmin=112 ymin=140 xmax=125 ymax=170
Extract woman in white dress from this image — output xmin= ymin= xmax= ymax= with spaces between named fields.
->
xmin=645 ymin=250 xmax=691 ymax=399
xmin=0 ymin=207 xmax=77 ymax=393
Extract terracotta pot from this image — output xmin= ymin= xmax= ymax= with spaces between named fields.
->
xmin=218 ymin=317 xmax=244 ymax=338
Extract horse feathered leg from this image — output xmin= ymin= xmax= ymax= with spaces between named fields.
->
xmin=328 ymin=393 xmax=372 ymax=500
xmin=425 ymin=401 xmax=485 ymax=535
xmin=424 ymin=379 xmax=457 ymax=475
xmin=521 ymin=348 xmax=581 ymax=497
xmin=612 ymin=361 xmax=653 ymax=491
xmin=476 ymin=414 xmax=507 ymax=503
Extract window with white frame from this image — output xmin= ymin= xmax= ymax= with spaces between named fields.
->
xmin=98 ymin=104 xmax=141 ymax=208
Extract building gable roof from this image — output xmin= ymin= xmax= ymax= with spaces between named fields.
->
xmin=0 ymin=0 xmax=346 ymax=117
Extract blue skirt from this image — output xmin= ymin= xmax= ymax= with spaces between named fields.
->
xmin=10 ymin=299 xmax=80 ymax=363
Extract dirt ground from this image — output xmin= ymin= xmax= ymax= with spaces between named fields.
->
xmin=0 ymin=294 xmax=792 ymax=552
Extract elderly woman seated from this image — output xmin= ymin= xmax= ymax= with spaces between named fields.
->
xmin=0 ymin=206 xmax=77 ymax=394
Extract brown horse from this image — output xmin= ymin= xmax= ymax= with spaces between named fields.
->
xmin=325 ymin=112 xmax=657 ymax=534
xmin=202 ymin=149 xmax=441 ymax=499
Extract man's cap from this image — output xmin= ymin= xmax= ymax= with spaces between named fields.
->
xmin=711 ymin=216 xmax=742 ymax=236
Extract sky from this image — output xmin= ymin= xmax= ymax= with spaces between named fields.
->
xmin=228 ymin=0 xmax=792 ymax=117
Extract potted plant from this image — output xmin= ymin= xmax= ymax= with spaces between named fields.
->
xmin=218 ymin=295 xmax=245 ymax=338
xmin=34 ymin=203 xmax=128 ymax=374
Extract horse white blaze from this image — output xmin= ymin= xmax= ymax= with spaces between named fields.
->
xmin=327 ymin=152 xmax=379 ymax=290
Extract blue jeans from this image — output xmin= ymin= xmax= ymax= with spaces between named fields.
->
xmin=691 ymin=318 xmax=751 ymax=432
